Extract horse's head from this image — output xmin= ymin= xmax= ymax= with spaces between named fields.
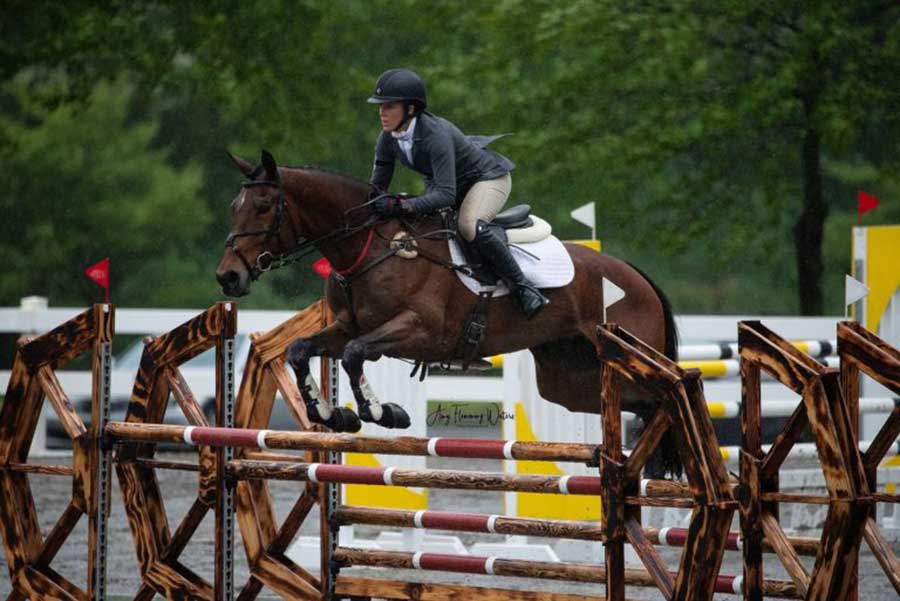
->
xmin=216 ymin=150 xmax=295 ymax=297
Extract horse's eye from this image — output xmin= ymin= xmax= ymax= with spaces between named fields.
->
xmin=254 ymin=198 xmax=274 ymax=213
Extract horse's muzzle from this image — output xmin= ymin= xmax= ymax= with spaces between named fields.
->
xmin=216 ymin=268 xmax=250 ymax=297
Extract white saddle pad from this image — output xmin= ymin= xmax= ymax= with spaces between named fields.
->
xmin=448 ymin=235 xmax=575 ymax=297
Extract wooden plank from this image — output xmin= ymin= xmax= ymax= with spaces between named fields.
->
xmin=115 ymin=462 xmax=166 ymax=573
xmin=0 ymin=357 xmax=44 ymax=463
xmin=16 ymin=566 xmax=85 ymax=601
xmin=335 ymin=505 xmax=604 ymax=540
xmin=864 ymin=404 xmax=900 ymax=469
xmin=760 ymin=511 xmax=808 ymax=597
xmin=36 ymin=500 xmax=83 ymax=568
xmin=234 ymin=346 xmax=278 ymax=430
xmin=739 ymin=356 xmax=763 ymax=601
xmin=838 ymin=321 xmax=900 ymax=395
xmin=671 ymin=373 xmax=732 ymax=502
xmin=142 ymin=558 xmax=213 ymax=600
xmin=250 ymin=301 xmax=325 ymax=365
xmin=624 ymin=517 xmax=673 ymax=598
xmin=622 ymin=409 xmax=669 ymax=482
xmin=761 ymin=400 xmax=809 ymax=480
xmin=270 ymin=493 xmax=317 ymax=553
xmin=334 ymin=576 xmax=626 ymax=601
xmin=805 ymin=501 xmax=867 ymax=601
xmin=236 ymin=482 xmax=268 ymax=566
xmin=235 ymin=575 xmax=264 ymax=601
xmin=268 ymin=357 xmax=313 ymax=430
xmin=3 ymin=463 xmax=75 ymax=477
xmin=18 ymin=306 xmax=97 ymax=372
xmin=142 ymin=303 xmax=233 ymax=371
xmin=600 ymin=363 xmax=625 ymax=601
xmin=0 ymin=473 xmax=43 ymax=578
xmin=596 ymin=325 xmax=682 ymax=392
xmin=863 ymin=515 xmax=900 ymax=595
xmin=672 ymin=506 xmax=734 ymax=601
xmin=252 ymin=552 xmax=320 ymax=600
xmin=162 ymin=497 xmax=210 ymax=561
xmin=802 ymin=380 xmax=855 ymax=500
xmin=738 ymin=321 xmax=823 ymax=391
xmin=166 ymin=367 xmax=209 ymax=427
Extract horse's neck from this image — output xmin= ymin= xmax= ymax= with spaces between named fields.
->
xmin=286 ymin=169 xmax=380 ymax=271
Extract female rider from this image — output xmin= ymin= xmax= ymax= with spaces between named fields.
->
xmin=367 ymin=68 xmax=549 ymax=319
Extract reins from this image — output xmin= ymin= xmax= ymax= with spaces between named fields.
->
xmin=225 ymin=172 xmax=484 ymax=288
xmin=224 ymin=169 xmax=381 ymax=281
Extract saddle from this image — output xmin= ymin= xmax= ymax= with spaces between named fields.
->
xmin=448 ymin=204 xmax=552 ymax=285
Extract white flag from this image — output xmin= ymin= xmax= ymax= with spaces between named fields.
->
xmin=570 ymin=202 xmax=596 ymax=230
xmin=602 ymin=278 xmax=626 ymax=309
xmin=845 ymin=274 xmax=869 ymax=307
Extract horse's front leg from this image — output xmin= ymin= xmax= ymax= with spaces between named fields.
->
xmin=342 ymin=311 xmax=433 ymax=429
xmin=287 ymin=320 xmax=361 ymax=433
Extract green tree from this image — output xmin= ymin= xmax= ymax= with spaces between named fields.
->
xmin=413 ymin=1 xmax=900 ymax=314
xmin=0 ymin=77 xmax=215 ymax=307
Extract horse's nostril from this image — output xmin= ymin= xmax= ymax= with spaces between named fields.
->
xmin=217 ymin=270 xmax=239 ymax=287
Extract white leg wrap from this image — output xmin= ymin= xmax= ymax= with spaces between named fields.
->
xmin=305 ymin=374 xmax=332 ymax=420
xmin=359 ymin=375 xmax=383 ymax=421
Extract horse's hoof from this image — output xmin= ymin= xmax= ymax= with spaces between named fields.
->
xmin=306 ymin=402 xmax=328 ymax=426
xmin=327 ymin=407 xmax=362 ymax=433
xmin=377 ymin=403 xmax=411 ymax=429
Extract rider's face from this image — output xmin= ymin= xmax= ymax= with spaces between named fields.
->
xmin=379 ymin=102 xmax=412 ymax=132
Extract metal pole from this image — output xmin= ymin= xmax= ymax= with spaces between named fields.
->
xmin=92 ymin=334 xmax=112 ymax=601
xmin=215 ymin=327 xmax=236 ymax=601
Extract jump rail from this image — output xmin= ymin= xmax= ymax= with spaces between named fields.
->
xmin=2 ymin=302 xmax=899 ymax=601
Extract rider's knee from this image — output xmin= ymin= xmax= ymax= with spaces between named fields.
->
xmin=458 ymin=216 xmax=478 ymax=242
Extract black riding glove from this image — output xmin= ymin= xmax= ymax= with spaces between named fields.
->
xmin=373 ymin=194 xmax=413 ymax=218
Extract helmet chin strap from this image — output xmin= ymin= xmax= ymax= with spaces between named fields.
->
xmin=393 ymin=101 xmax=416 ymax=132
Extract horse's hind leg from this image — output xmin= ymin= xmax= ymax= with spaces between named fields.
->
xmin=341 ymin=311 xmax=431 ymax=429
xmin=287 ymin=321 xmax=361 ymax=433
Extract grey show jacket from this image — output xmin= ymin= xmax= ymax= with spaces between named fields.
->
xmin=370 ymin=111 xmax=515 ymax=214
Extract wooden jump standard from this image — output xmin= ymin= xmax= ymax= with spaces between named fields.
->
xmin=2 ymin=300 xmax=899 ymax=600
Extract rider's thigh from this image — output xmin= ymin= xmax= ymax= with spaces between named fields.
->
xmin=458 ymin=173 xmax=512 ymax=241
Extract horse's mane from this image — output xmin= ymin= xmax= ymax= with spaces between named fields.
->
xmin=284 ymin=164 xmax=371 ymax=191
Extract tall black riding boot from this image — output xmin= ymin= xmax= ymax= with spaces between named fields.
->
xmin=474 ymin=221 xmax=549 ymax=319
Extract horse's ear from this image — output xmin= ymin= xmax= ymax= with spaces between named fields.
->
xmin=260 ymin=149 xmax=280 ymax=181
xmin=227 ymin=151 xmax=255 ymax=178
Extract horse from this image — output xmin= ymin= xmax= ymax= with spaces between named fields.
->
xmin=216 ymin=150 xmax=682 ymax=477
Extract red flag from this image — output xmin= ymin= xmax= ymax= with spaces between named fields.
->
xmin=85 ymin=257 xmax=110 ymax=303
xmin=857 ymin=190 xmax=880 ymax=224
xmin=312 ymin=257 xmax=332 ymax=279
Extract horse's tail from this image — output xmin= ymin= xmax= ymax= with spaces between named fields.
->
xmin=627 ymin=263 xmax=683 ymax=480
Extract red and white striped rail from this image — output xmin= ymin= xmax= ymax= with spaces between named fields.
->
xmin=227 ymin=459 xmax=604 ymax=495
xmin=106 ymin=421 xmax=597 ymax=463
xmin=332 ymin=548 xmax=800 ymax=597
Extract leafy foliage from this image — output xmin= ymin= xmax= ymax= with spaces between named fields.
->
xmin=1 ymin=1 xmax=898 ymax=315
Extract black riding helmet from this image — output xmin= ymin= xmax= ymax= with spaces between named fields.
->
xmin=368 ymin=69 xmax=427 ymax=131
xmin=367 ymin=68 xmax=427 ymax=108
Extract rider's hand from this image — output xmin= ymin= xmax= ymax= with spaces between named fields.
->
xmin=373 ymin=194 xmax=412 ymax=218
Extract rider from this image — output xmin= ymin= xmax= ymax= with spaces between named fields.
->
xmin=367 ymin=68 xmax=550 ymax=319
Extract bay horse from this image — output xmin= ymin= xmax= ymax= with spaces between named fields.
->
xmin=216 ymin=150 xmax=682 ymax=477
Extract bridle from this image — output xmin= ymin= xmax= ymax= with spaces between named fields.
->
xmin=223 ymin=166 xmax=380 ymax=281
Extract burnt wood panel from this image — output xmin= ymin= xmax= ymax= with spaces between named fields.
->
xmin=672 ymin=506 xmax=734 ymax=601
xmin=0 ymin=358 xmax=46 ymax=463
xmin=18 ymin=307 xmax=97 ymax=372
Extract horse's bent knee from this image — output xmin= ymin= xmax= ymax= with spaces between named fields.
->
xmin=288 ymin=338 xmax=314 ymax=368
xmin=342 ymin=340 xmax=366 ymax=369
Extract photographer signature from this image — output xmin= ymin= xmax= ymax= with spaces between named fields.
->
xmin=426 ymin=402 xmax=514 ymax=427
